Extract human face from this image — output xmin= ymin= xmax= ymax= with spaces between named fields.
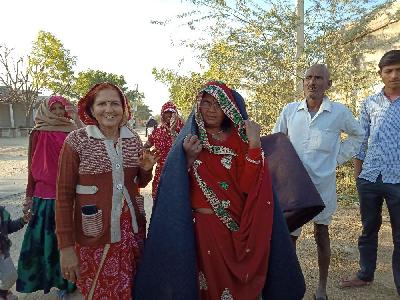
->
xmin=379 ymin=63 xmax=400 ymax=90
xmin=162 ymin=111 xmax=173 ymax=124
xmin=303 ymin=66 xmax=331 ymax=101
xmin=199 ymin=93 xmax=225 ymax=129
xmin=90 ymin=88 xmax=123 ymax=131
xmin=50 ymin=102 xmax=66 ymax=117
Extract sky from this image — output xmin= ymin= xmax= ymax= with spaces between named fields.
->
xmin=0 ymin=0 xmax=203 ymax=114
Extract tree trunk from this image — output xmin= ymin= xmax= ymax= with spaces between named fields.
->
xmin=25 ymin=109 xmax=33 ymax=128
xmin=295 ymin=0 xmax=305 ymax=95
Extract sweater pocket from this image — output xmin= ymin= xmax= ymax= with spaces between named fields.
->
xmin=81 ymin=209 xmax=103 ymax=238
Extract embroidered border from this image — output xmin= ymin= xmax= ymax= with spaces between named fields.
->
xmin=221 ymin=288 xmax=233 ymax=300
xmin=199 ymin=271 xmax=208 ymax=290
xmin=192 ymin=160 xmax=239 ymax=231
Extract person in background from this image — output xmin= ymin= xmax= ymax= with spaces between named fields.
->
xmin=145 ymin=116 xmax=157 ymax=137
xmin=17 ymin=96 xmax=81 ymax=299
xmin=0 ymin=206 xmax=30 ymax=300
xmin=340 ymin=50 xmax=400 ymax=297
xmin=273 ymin=64 xmax=364 ymax=300
xmin=144 ymin=101 xmax=184 ymax=200
xmin=56 ymin=82 xmax=158 ymax=299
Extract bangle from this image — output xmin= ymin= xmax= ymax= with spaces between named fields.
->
xmin=245 ymin=151 xmax=264 ymax=165
xmin=245 ymin=155 xmax=261 ymax=164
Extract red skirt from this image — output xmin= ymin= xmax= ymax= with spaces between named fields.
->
xmin=194 ymin=212 xmax=268 ymax=300
xmin=152 ymin=163 xmax=163 ymax=200
xmin=76 ymin=207 xmax=143 ymax=299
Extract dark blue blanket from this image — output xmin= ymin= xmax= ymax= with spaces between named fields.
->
xmin=134 ymin=92 xmax=305 ymax=299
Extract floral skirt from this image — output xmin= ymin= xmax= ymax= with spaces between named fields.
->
xmin=76 ymin=207 xmax=143 ymax=299
xmin=16 ymin=197 xmax=76 ymax=294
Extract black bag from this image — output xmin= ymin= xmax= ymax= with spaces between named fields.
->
xmin=261 ymin=133 xmax=325 ymax=232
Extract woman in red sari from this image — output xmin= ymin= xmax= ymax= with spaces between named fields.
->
xmin=183 ymin=81 xmax=274 ymax=299
xmin=144 ymin=101 xmax=184 ymax=199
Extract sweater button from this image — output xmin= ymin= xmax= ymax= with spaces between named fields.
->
xmin=116 ymin=184 xmax=123 ymax=190
xmin=116 ymin=163 xmax=121 ymax=169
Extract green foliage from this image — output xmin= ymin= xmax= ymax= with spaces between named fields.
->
xmin=29 ymin=31 xmax=76 ymax=95
xmin=71 ymin=69 xmax=128 ymax=98
xmin=135 ymin=99 xmax=153 ymax=121
xmin=152 ymin=68 xmax=204 ymax=117
xmin=154 ymin=0 xmax=397 ymax=132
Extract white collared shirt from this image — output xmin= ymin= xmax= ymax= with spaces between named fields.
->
xmin=273 ymin=97 xmax=364 ymax=221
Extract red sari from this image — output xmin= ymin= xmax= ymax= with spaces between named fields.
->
xmin=190 ymin=132 xmax=274 ymax=300
xmin=148 ymin=122 xmax=183 ymax=199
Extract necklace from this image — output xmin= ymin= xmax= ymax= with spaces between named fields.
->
xmin=209 ymin=129 xmax=224 ymax=141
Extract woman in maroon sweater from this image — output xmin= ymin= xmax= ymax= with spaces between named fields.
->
xmin=56 ymin=83 xmax=158 ymax=299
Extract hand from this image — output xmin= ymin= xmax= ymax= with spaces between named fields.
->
xmin=23 ymin=197 xmax=33 ymax=214
xmin=60 ymin=246 xmax=80 ymax=283
xmin=353 ymin=158 xmax=363 ymax=180
xmin=23 ymin=210 xmax=32 ymax=223
xmin=183 ymin=134 xmax=202 ymax=167
xmin=139 ymin=149 xmax=160 ymax=171
xmin=244 ymin=119 xmax=261 ymax=149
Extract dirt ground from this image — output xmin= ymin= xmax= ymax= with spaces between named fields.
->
xmin=0 ymin=129 xmax=398 ymax=299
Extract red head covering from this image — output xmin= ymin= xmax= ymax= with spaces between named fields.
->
xmin=161 ymin=101 xmax=177 ymax=114
xmin=195 ymin=80 xmax=248 ymax=149
xmin=48 ymin=95 xmax=69 ymax=109
xmin=78 ymin=82 xmax=131 ymax=126
xmin=48 ymin=95 xmax=70 ymax=118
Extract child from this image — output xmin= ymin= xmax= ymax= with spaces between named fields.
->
xmin=0 ymin=206 xmax=29 ymax=300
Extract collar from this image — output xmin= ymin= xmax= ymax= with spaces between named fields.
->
xmin=297 ymin=96 xmax=332 ymax=112
xmin=86 ymin=125 xmax=134 ymax=140
xmin=380 ymin=88 xmax=400 ymax=102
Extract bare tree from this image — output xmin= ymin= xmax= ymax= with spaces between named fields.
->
xmin=0 ymin=45 xmax=44 ymax=127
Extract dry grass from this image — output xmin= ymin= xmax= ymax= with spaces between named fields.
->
xmin=298 ymin=201 xmax=398 ymax=299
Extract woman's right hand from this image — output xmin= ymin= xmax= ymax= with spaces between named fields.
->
xmin=183 ymin=134 xmax=202 ymax=167
xmin=60 ymin=246 xmax=80 ymax=283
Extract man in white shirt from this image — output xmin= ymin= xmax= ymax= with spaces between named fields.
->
xmin=273 ymin=64 xmax=364 ymax=300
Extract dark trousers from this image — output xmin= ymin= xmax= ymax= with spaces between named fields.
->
xmin=356 ymin=176 xmax=400 ymax=294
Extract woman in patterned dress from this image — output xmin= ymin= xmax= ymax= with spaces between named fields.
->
xmin=56 ymin=83 xmax=158 ymax=299
xmin=134 ymin=81 xmax=306 ymax=300
xmin=144 ymin=101 xmax=184 ymax=200
xmin=182 ymin=81 xmax=273 ymax=299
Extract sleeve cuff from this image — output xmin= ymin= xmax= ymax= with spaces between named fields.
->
xmin=354 ymin=152 xmax=366 ymax=160
xmin=57 ymin=236 xmax=75 ymax=250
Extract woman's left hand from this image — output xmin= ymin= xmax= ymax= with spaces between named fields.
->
xmin=139 ymin=149 xmax=160 ymax=171
xmin=244 ymin=119 xmax=261 ymax=149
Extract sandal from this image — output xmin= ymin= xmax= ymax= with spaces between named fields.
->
xmin=339 ymin=275 xmax=372 ymax=288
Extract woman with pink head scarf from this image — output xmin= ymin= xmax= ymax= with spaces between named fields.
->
xmin=17 ymin=95 xmax=82 ymax=299
xmin=144 ymin=101 xmax=184 ymax=200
